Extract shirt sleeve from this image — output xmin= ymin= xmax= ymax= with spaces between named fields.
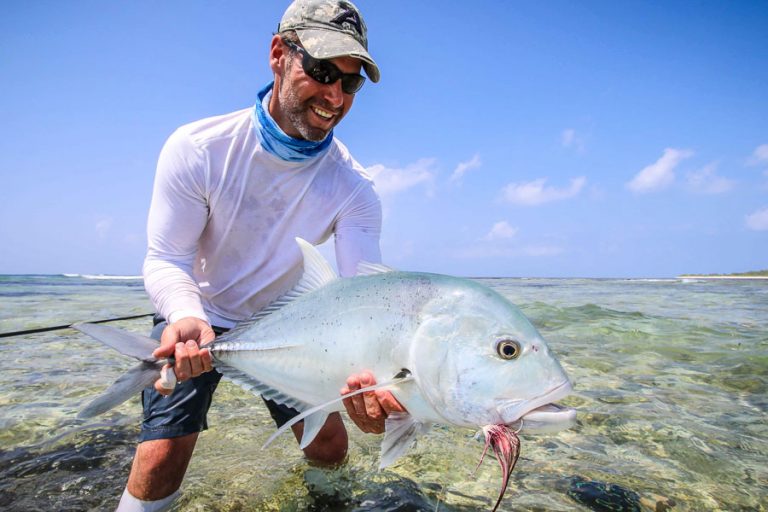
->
xmin=142 ymin=129 xmax=211 ymax=325
xmin=334 ymin=181 xmax=383 ymax=277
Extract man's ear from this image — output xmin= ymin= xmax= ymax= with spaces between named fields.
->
xmin=269 ymin=34 xmax=287 ymax=75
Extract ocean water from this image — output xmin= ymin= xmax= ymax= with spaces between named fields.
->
xmin=0 ymin=274 xmax=766 ymax=511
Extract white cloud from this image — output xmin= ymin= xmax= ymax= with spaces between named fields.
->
xmin=95 ymin=217 xmax=113 ymax=238
xmin=367 ymin=158 xmax=437 ymax=196
xmin=747 ymin=144 xmax=768 ymax=166
xmin=501 ymin=176 xmax=586 ymax=206
xmin=627 ymin=148 xmax=693 ymax=193
xmin=746 ymin=207 xmax=768 ymax=231
xmin=482 ymin=221 xmax=518 ymax=241
xmin=450 ymin=154 xmax=482 ymax=183
xmin=686 ymin=162 xmax=734 ymax=194
xmin=561 ymin=128 xmax=585 ymax=152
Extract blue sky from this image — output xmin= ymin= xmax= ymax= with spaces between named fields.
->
xmin=2 ymin=1 xmax=767 ymax=277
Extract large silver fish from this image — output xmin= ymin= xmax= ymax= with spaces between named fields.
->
xmin=75 ymin=238 xmax=575 ymax=510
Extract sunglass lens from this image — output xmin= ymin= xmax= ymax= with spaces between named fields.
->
xmin=293 ymin=43 xmax=366 ymax=94
xmin=341 ymin=75 xmax=365 ymax=94
xmin=308 ymin=60 xmax=336 ymax=84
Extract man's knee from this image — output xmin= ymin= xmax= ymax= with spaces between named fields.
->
xmin=298 ymin=413 xmax=348 ymax=466
xmin=128 ymin=433 xmax=199 ymax=500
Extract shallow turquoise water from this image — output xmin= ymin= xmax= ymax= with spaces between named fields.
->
xmin=0 ymin=275 xmax=766 ymax=510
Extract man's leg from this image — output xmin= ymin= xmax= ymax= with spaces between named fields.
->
xmin=116 ymin=434 xmax=197 ymax=511
xmin=126 ymin=433 xmax=199 ymax=499
xmin=264 ymin=399 xmax=349 ymax=465
xmin=116 ymin=318 xmax=222 ymax=510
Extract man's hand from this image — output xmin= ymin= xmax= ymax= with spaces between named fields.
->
xmin=341 ymin=371 xmax=407 ymax=434
xmin=152 ymin=317 xmax=216 ymax=395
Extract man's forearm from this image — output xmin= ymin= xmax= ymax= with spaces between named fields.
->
xmin=143 ymin=255 xmax=208 ymax=324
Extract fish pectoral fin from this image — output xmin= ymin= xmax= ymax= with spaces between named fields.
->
xmin=299 ymin=411 xmax=331 ymax=449
xmin=379 ymin=412 xmax=430 ymax=469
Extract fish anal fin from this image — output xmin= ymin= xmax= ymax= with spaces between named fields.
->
xmin=299 ymin=411 xmax=331 ymax=449
xmin=263 ymin=371 xmax=415 ymax=450
xmin=218 ymin=364 xmax=310 ymax=413
xmin=379 ymin=412 xmax=430 ymax=469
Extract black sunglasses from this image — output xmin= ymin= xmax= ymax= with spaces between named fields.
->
xmin=282 ymin=39 xmax=366 ymax=95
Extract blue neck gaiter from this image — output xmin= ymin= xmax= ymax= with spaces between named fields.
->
xmin=252 ymin=82 xmax=333 ymax=162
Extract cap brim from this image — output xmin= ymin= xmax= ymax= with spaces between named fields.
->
xmin=295 ymin=27 xmax=380 ymax=83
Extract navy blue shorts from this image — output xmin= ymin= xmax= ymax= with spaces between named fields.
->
xmin=138 ymin=317 xmax=300 ymax=442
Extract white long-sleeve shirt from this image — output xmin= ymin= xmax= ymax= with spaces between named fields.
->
xmin=143 ymin=107 xmax=382 ymax=328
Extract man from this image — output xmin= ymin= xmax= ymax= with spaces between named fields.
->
xmin=119 ymin=1 xmax=404 ymax=510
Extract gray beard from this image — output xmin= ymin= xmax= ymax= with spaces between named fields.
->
xmin=277 ymin=79 xmax=331 ymax=142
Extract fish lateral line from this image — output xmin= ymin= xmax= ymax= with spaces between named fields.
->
xmin=209 ymin=341 xmax=303 ymax=353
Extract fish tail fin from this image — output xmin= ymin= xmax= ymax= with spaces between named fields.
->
xmin=72 ymin=323 xmax=160 ymax=361
xmin=72 ymin=322 xmax=163 ymax=418
xmin=78 ymin=361 xmax=163 ymax=418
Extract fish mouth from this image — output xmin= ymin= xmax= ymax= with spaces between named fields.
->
xmin=497 ymin=380 xmax=576 ymax=434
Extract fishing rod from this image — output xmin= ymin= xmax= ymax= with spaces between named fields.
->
xmin=0 ymin=313 xmax=154 ymax=339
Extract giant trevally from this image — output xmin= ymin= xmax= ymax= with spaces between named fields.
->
xmin=74 ymin=238 xmax=575 ymax=511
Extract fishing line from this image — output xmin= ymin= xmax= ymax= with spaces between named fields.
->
xmin=0 ymin=313 xmax=154 ymax=338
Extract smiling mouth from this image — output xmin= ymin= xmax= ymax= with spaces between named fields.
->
xmin=311 ymin=106 xmax=334 ymax=120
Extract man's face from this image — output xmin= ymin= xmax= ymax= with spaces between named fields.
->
xmin=272 ymin=41 xmax=362 ymax=142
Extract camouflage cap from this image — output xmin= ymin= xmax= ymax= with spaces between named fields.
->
xmin=278 ymin=0 xmax=380 ymax=83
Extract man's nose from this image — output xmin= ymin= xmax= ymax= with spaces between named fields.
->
xmin=322 ymin=80 xmax=344 ymax=108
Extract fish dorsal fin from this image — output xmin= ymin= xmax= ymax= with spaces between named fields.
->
xmin=264 ymin=237 xmax=336 ymax=314
xmin=356 ymin=261 xmax=396 ymax=276
xmin=218 ymin=238 xmax=336 ymax=340
xmin=294 ymin=237 xmax=337 ymax=291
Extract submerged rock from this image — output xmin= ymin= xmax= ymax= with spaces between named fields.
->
xmin=566 ymin=476 xmax=676 ymax=512
xmin=567 ymin=476 xmax=642 ymax=512
xmin=0 ymin=425 xmax=135 ymax=511
xmin=303 ymin=468 xmax=480 ymax=512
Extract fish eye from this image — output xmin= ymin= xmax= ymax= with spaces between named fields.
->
xmin=496 ymin=339 xmax=521 ymax=360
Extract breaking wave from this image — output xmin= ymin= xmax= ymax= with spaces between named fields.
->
xmin=62 ymin=274 xmax=142 ymax=280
